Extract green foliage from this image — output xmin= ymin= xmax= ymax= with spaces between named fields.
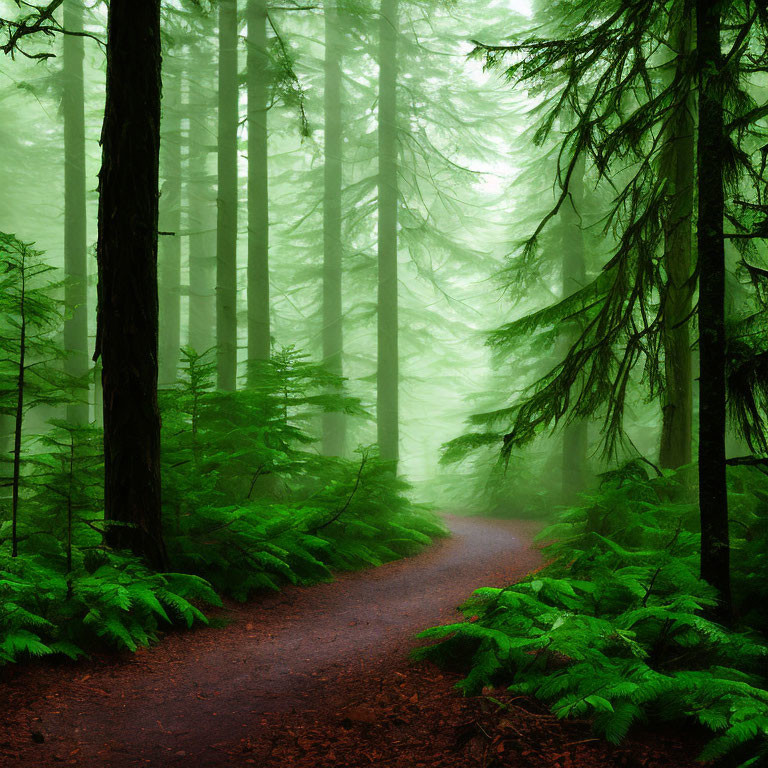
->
xmin=160 ymin=346 xmax=445 ymax=599
xmin=0 ymin=545 xmax=220 ymax=663
xmin=0 ymin=236 xmax=442 ymax=664
xmin=0 ymin=412 xmax=220 ymax=664
xmin=417 ymin=464 xmax=768 ymax=765
xmin=0 ymin=233 xmax=71 ymax=420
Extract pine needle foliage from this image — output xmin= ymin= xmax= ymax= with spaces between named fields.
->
xmin=0 ymin=233 xmax=72 ymax=557
xmin=458 ymin=0 xmax=768 ymax=460
xmin=417 ymin=462 xmax=768 ymax=765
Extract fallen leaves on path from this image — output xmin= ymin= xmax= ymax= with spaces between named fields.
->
xmin=241 ymin=659 xmax=700 ymax=768
xmin=0 ymin=517 xmax=699 ymax=767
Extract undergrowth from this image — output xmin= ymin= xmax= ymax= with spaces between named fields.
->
xmin=0 ymin=254 xmax=443 ymax=665
xmin=160 ymin=346 xmax=445 ymax=599
xmin=416 ymin=461 xmax=768 ymax=766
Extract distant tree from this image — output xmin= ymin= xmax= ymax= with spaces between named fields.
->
xmin=216 ymin=0 xmax=239 ymax=391
xmin=185 ymin=17 xmax=218 ymax=356
xmin=321 ymin=0 xmax=346 ymax=456
xmin=62 ymin=0 xmax=89 ymax=424
xmin=247 ymin=0 xmax=271 ymax=373
xmin=158 ymin=54 xmax=184 ymax=387
xmin=658 ymin=3 xmax=694 ymax=471
xmin=558 ymin=142 xmax=588 ymax=502
xmin=376 ymin=0 xmax=399 ymax=465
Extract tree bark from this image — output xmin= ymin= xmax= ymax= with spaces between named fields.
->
xmin=187 ymin=47 xmax=217 ymax=355
xmin=62 ymin=0 xmax=89 ymax=424
xmin=11 ymin=262 xmax=26 ymax=557
xmin=322 ymin=0 xmax=346 ymax=456
xmin=696 ymin=0 xmax=731 ymax=618
xmin=94 ymin=0 xmax=166 ymax=569
xmin=376 ymin=0 xmax=399 ymax=464
xmin=559 ymin=150 xmax=588 ymax=502
xmin=216 ymin=0 xmax=239 ymax=391
xmin=659 ymin=5 xmax=694 ymax=471
xmin=158 ymin=58 xmax=183 ymax=386
xmin=246 ymin=0 xmax=271 ymax=377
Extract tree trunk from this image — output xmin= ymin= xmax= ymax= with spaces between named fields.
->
xmin=322 ymin=0 xmax=346 ymax=456
xmin=696 ymin=0 xmax=730 ymax=618
xmin=62 ymin=0 xmax=89 ymax=424
xmin=94 ymin=0 xmax=166 ymax=569
xmin=158 ymin=58 xmax=183 ymax=386
xmin=187 ymin=49 xmax=217 ymax=355
xmin=559 ymin=149 xmax=588 ymax=503
xmin=11 ymin=265 xmax=26 ymax=558
xmin=246 ymin=0 xmax=270 ymax=377
xmin=216 ymin=0 xmax=239 ymax=391
xmin=659 ymin=6 xmax=694 ymax=471
xmin=376 ymin=0 xmax=399 ymax=464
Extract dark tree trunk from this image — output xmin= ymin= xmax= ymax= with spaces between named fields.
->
xmin=559 ymin=149 xmax=588 ymax=502
xmin=659 ymin=7 xmax=694 ymax=471
xmin=94 ymin=0 xmax=166 ymax=569
xmin=377 ymin=0 xmax=399 ymax=464
xmin=187 ymin=47 xmax=217 ymax=355
xmin=62 ymin=0 xmax=89 ymax=424
xmin=11 ymin=267 xmax=26 ymax=558
xmin=246 ymin=0 xmax=271 ymax=376
xmin=696 ymin=0 xmax=730 ymax=618
xmin=158 ymin=58 xmax=183 ymax=386
xmin=322 ymin=0 xmax=346 ymax=456
xmin=216 ymin=0 xmax=239 ymax=391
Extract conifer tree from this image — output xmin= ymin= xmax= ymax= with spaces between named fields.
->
xmin=0 ymin=234 xmax=67 ymax=557
xmin=62 ymin=0 xmax=89 ymax=425
xmin=216 ymin=0 xmax=240 ymax=391
xmin=558 ymin=147 xmax=588 ymax=502
xmin=376 ymin=0 xmax=399 ymax=464
xmin=696 ymin=0 xmax=729 ymax=614
xmin=322 ymin=0 xmax=346 ymax=456
xmin=467 ymin=0 xmax=768 ymax=616
xmin=246 ymin=0 xmax=271 ymax=373
xmin=94 ymin=0 xmax=166 ymax=568
xmin=186 ymin=34 xmax=218 ymax=356
xmin=158 ymin=56 xmax=184 ymax=387
xmin=658 ymin=4 xmax=694 ymax=470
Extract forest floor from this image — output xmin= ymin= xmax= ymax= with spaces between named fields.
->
xmin=0 ymin=515 xmax=700 ymax=768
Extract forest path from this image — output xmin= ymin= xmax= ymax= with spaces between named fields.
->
xmin=0 ymin=515 xmax=545 ymax=768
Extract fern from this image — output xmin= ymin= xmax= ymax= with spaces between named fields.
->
xmin=418 ymin=464 xmax=768 ymax=764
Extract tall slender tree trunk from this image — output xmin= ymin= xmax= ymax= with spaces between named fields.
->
xmin=659 ymin=6 xmax=694 ymax=471
xmin=376 ymin=0 xmax=399 ymax=464
xmin=246 ymin=0 xmax=271 ymax=377
xmin=216 ymin=0 xmax=239 ymax=391
xmin=0 ymin=415 xmax=11 ymax=492
xmin=187 ymin=49 xmax=217 ymax=355
xmin=696 ymin=0 xmax=730 ymax=618
xmin=11 ymin=265 xmax=26 ymax=558
xmin=559 ymin=150 xmax=588 ymax=502
xmin=158 ymin=58 xmax=183 ymax=386
xmin=322 ymin=0 xmax=346 ymax=456
xmin=62 ymin=0 xmax=89 ymax=424
xmin=94 ymin=0 xmax=166 ymax=569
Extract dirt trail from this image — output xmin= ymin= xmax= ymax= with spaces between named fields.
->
xmin=0 ymin=516 xmax=543 ymax=767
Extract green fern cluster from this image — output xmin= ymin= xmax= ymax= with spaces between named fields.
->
xmin=159 ymin=346 xmax=445 ymax=599
xmin=0 ymin=236 xmax=443 ymax=665
xmin=417 ymin=462 xmax=768 ymax=765
xmin=0 ymin=547 xmax=220 ymax=663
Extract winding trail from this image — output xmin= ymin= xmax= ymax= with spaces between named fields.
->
xmin=0 ymin=516 xmax=543 ymax=768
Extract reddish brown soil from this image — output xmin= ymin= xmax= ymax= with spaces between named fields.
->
xmin=0 ymin=516 xmax=700 ymax=767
